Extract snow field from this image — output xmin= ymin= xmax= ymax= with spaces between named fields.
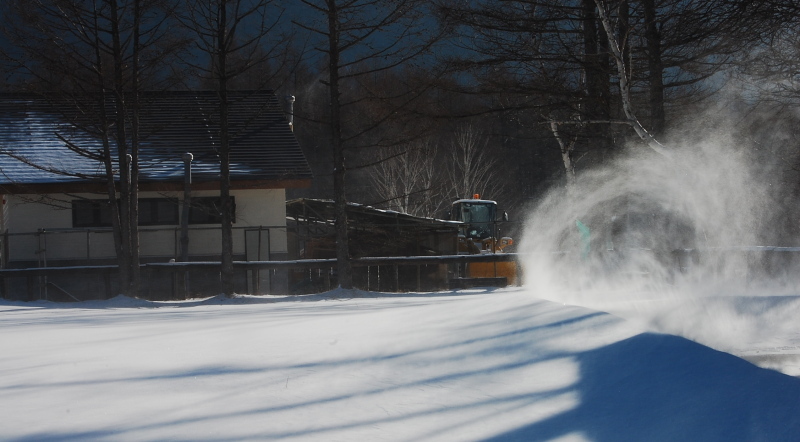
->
xmin=1 ymin=288 xmax=799 ymax=441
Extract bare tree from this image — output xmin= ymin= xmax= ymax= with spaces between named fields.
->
xmin=295 ymin=0 xmax=441 ymax=289
xmin=2 ymin=0 xmax=181 ymax=296
xmin=547 ymin=121 xmax=580 ymax=188
xmin=446 ymin=124 xmax=503 ymax=201
xmin=610 ymin=0 xmax=792 ymax=138
xmin=734 ymin=4 xmax=800 ymax=107
xmin=433 ymin=0 xmax=799 ymax=189
xmin=369 ymin=139 xmax=442 ymax=217
xmin=177 ymin=0 xmax=287 ymax=296
xmin=369 ymin=124 xmax=507 ymax=218
xmin=594 ymin=0 xmax=667 ymax=154
xmin=435 ymin=1 xmax=617 ymax=148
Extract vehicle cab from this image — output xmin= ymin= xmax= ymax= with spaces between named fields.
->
xmin=450 ymin=196 xmax=499 ymax=240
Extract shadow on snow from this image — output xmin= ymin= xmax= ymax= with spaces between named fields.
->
xmin=486 ymin=333 xmax=800 ymax=442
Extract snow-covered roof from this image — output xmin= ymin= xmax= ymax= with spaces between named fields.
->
xmin=452 ymin=198 xmax=498 ymax=205
xmin=286 ymin=198 xmax=461 ymax=227
xmin=0 ymin=91 xmax=312 ymax=192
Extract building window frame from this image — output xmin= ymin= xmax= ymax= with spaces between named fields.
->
xmin=72 ymin=198 xmax=181 ymax=228
xmin=71 ymin=199 xmax=113 ymax=228
xmin=188 ymin=196 xmax=236 ymax=225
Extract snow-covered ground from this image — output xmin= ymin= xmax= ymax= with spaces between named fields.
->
xmin=2 ymin=287 xmax=800 ymax=441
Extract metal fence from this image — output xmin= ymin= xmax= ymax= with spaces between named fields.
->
xmin=1 ymin=225 xmax=285 ymax=267
xmin=0 ymin=224 xmax=289 ymax=301
xmin=0 ymin=253 xmax=520 ymax=302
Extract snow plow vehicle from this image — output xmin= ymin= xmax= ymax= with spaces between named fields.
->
xmin=448 ymin=195 xmax=517 ymax=287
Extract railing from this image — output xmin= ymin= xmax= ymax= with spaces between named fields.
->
xmin=0 ymin=253 xmax=521 ymax=301
xmin=0 ymin=225 xmax=285 ymax=266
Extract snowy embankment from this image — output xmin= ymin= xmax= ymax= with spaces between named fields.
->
xmin=2 ymin=288 xmax=799 ymax=441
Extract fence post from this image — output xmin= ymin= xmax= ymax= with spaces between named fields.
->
xmin=251 ymin=268 xmax=258 ymax=295
xmin=1 ymin=230 xmax=6 ymax=269
xmin=104 ymin=271 xmax=112 ymax=299
xmin=86 ymin=230 xmax=91 ymax=265
xmin=324 ymin=268 xmax=331 ymax=291
xmin=1 ymin=230 xmax=7 ymax=298
xmin=26 ymin=275 xmax=34 ymax=301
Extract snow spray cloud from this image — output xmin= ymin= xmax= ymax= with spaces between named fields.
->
xmin=520 ymin=129 xmax=772 ymax=299
xmin=518 ymin=117 xmax=800 ymax=355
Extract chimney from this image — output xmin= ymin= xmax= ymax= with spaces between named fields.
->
xmin=284 ymin=95 xmax=295 ymax=131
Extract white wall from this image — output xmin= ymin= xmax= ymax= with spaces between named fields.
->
xmin=3 ymin=189 xmax=287 ymax=263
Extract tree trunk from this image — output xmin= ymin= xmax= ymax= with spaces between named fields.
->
xmin=642 ymin=0 xmax=666 ymax=137
xmin=619 ymin=0 xmax=630 ymax=80
xmin=90 ymin=3 xmax=129 ymax=296
xmin=218 ymin=1 xmax=235 ymax=296
xmin=110 ymin=0 xmax=134 ymax=296
xmin=581 ymin=0 xmax=612 ymax=153
xmin=594 ymin=0 xmax=667 ymax=156
xmin=328 ymin=0 xmax=353 ymax=289
xmin=129 ymin=0 xmax=142 ymax=297
xmin=549 ymin=121 xmax=577 ymax=189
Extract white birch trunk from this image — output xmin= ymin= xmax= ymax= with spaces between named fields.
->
xmin=593 ymin=0 xmax=670 ymax=158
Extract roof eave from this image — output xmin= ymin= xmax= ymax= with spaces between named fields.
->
xmin=0 ymin=178 xmax=312 ymax=195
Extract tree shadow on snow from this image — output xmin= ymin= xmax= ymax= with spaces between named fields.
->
xmin=0 ymin=287 xmax=510 ymax=309
xmin=8 ymin=290 xmax=797 ymax=441
xmin=486 ymin=332 xmax=800 ymax=442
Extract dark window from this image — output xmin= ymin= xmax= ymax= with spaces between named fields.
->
xmin=72 ymin=198 xmax=179 ymax=227
xmin=72 ymin=200 xmax=113 ymax=228
xmin=189 ymin=197 xmax=236 ymax=224
xmin=139 ymin=198 xmax=179 ymax=226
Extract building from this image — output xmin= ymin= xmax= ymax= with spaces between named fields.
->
xmin=0 ymin=91 xmax=312 ymax=300
xmin=286 ymin=198 xmax=461 ymax=292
